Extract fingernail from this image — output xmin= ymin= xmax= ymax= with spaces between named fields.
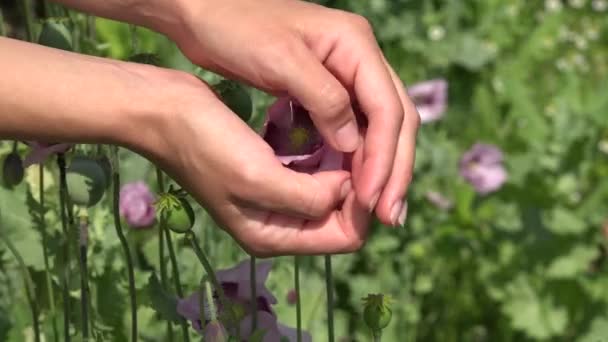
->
xmin=335 ymin=120 xmax=360 ymax=152
xmin=340 ymin=179 xmax=352 ymax=199
xmin=390 ymin=201 xmax=403 ymax=226
xmin=398 ymin=201 xmax=408 ymax=226
xmin=369 ymin=193 xmax=380 ymax=213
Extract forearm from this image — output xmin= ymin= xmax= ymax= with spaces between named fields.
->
xmin=0 ymin=37 xmax=169 ymax=153
xmin=49 ymin=0 xmax=188 ymax=39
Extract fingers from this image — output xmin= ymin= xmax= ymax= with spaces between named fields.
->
xmin=275 ymin=39 xmax=361 ymax=153
xmin=321 ymin=16 xmax=404 ymax=212
xmin=373 ymin=58 xmax=419 ymax=226
xmin=235 ymin=190 xmax=370 ymax=257
xmin=232 ymin=158 xmax=352 ymax=220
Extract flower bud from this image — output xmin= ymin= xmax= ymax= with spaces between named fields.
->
xmin=66 ymin=156 xmax=107 ymax=207
xmin=362 ymin=294 xmax=393 ymax=337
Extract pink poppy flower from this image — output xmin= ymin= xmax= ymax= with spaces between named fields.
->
xmin=459 ymin=143 xmax=508 ymax=195
xmin=119 ymin=181 xmax=156 ymax=228
xmin=22 ymin=141 xmax=73 ymax=167
xmin=407 ymin=79 xmax=448 ymax=123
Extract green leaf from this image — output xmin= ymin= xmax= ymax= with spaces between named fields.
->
xmin=144 ymin=273 xmax=184 ymax=324
xmin=545 ymin=207 xmax=587 ymax=235
xmin=546 ymin=245 xmax=597 ymax=279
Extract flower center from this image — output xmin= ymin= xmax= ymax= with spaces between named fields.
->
xmin=289 ymin=127 xmax=310 ymax=152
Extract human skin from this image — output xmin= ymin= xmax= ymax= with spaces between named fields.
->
xmin=0 ymin=0 xmax=419 ymax=255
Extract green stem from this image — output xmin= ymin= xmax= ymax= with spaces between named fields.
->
xmin=156 ymin=168 xmax=174 ymax=342
xmin=21 ymin=0 xmax=35 ymax=42
xmin=129 ymin=24 xmax=139 ymax=55
xmin=186 ymin=231 xmax=239 ymax=339
xmin=111 ymin=146 xmax=138 ymax=342
xmin=250 ymin=256 xmax=257 ymax=333
xmin=40 ymin=165 xmax=59 ymax=342
xmin=164 ymin=228 xmax=190 ymax=342
xmin=294 ymin=256 xmax=302 ymax=342
xmin=57 ymin=154 xmax=71 ymax=342
xmin=204 ymin=281 xmax=217 ymax=322
xmin=0 ymin=234 xmax=40 ymax=342
xmin=78 ymin=210 xmax=90 ymax=340
xmin=372 ymin=331 xmax=382 ymax=342
xmin=324 ymin=255 xmax=335 ymax=342
xmin=0 ymin=8 xmax=6 ymax=37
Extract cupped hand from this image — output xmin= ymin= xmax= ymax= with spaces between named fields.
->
xmin=139 ymin=69 xmax=369 ymax=256
xmin=170 ymin=0 xmax=420 ymax=226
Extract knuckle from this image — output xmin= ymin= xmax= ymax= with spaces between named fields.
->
xmin=320 ymin=87 xmax=351 ymax=123
xmin=342 ymin=13 xmax=374 ymax=36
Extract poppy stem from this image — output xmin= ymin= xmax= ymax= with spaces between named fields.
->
xmin=110 ymin=146 xmax=138 ymax=342
xmin=204 ymin=280 xmax=218 ymax=322
xmin=250 ymin=256 xmax=257 ymax=333
xmin=294 ymin=256 xmax=302 ymax=342
xmin=39 ymin=165 xmax=59 ymax=342
xmin=186 ymin=231 xmax=240 ymax=340
xmin=325 ymin=255 xmax=335 ymax=342
xmin=164 ymin=227 xmax=190 ymax=342
xmin=155 ymin=168 xmax=174 ymax=341
xmin=20 ymin=0 xmax=35 ymax=42
xmin=57 ymin=154 xmax=72 ymax=342
xmin=0 ymin=8 xmax=6 ymax=37
xmin=0 ymin=233 xmax=40 ymax=342
xmin=77 ymin=209 xmax=90 ymax=340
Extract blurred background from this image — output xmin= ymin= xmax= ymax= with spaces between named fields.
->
xmin=1 ymin=0 xmax=608 ymax=341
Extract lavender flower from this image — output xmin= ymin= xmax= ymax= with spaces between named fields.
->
xmin=262 ymin=97 xmax=344 ymax=173
xmin=119 ymin=181 xmax=156 ymax=228
xmin=459 ymin=143 xmax=507 ymax=194
xmin=177 ymin=259 xmax=310 ymax=341
xmin=407 ymin=79 xmax=448 ymax=123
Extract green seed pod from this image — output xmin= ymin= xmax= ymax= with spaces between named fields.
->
xmin=38 ymin=20 xmax=73 ymax=51
xmin=165 ymin=197 xmax=195 ymax=233
xmin=66 ymin=156 xmax=107 ymax=207
xmin=128 ymin=53 xmax=161 ymax=66
xmin=2 ymin=152 xmax=24 ymax=188
xmin=213 ymin=79 xmax=253 ymax=122
xmin=362 ymin=294 xmax=393 ymax=335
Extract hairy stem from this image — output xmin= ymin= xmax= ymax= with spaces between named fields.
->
xmin=164 ymin=227 xmax=190 ymax=342
xmin=111 ymin=146 xmax=138 ymax=341
xmin=186 ymin=231 xmax=239 ymax=339
xmin=325 ymin=255 xmax=335 ymax=342
xmin=156 ymin=168 xmax=173 ymax=342
xmin=40 ymin=165 xmax=59 ymax=342
xmin=78 ymin=210 xmax=90 ymax=340
xmin=57 ymin=154 xmax=71 ymax=342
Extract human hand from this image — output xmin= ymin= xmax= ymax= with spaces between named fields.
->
xmin=168 ymin=0 xmax=420 ymax=226
xmin=136 ymin=68 xmax=370 ymax=256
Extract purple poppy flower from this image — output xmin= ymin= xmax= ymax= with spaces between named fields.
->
xmin=204 ymin=321 xmax=228 ymax=342
xmin=22 ymin=141 xmax=73 ymax=167
xmin=240 ymin=310 xmax=311 ymax=342
xmin=177 ymin=259 xmax=310 ymax=341
xmin=119 ymin=181 xmax=156 ymax=228
xmin=262 ymin=97 xmax=344 ymax=173
xmin=459 ymin=143 xmax=507 ymax=194
xmin=407 ymin=79 xmax=448 ymax=123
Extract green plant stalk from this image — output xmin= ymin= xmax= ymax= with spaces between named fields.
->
xmin=186 ymin=231 xmax=240 ymax=339
xmin=20 ymin=0 xmax=35 ymax=42
xmin=324 ymin=255 xmax=335 ymax=342
xmin=40 ymin=165 xmax=59 ymax=342
xmin=294 ymin=256 xmax=302 ymax=342
xmin=250 ymin=256 xmax=257 ymax=333
xmin=57 ymin=154 xmax=72 ymax=342
xmin=156 ymin=168 xmax=174 ymax=342
xmin=164 ymin=227 xmax=190 ymax=342
xmin=0 ymin=234 xmax=40 ymax=342
xmin=78 ymin=211 xmax=90 ymax=340
xmin=0 ymin=8 xmax=6 ymax=38
xmin=372 ymin=332 xmax=382 ymax=342
xmin=111 ymin=146 xmax=138 ymax=342
xmin=204 ymin=281 xmax=217 ymax=322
